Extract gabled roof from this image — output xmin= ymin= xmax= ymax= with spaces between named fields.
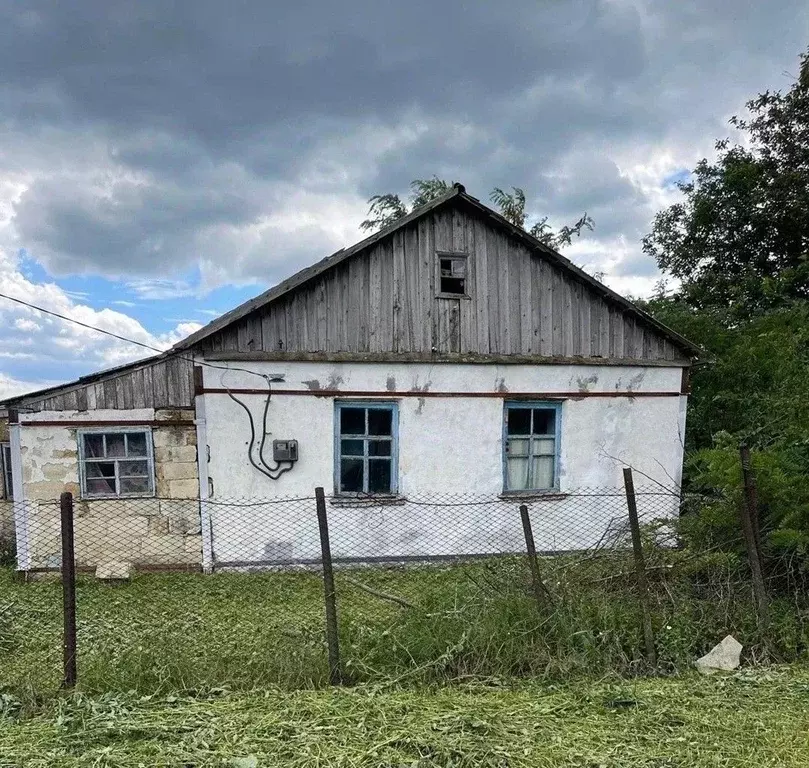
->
xmin=174 ymin=183 xmax=698 ymax=357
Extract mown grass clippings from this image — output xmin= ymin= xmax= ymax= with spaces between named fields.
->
xmin=1 ymin=667 xmax=808 ymax=766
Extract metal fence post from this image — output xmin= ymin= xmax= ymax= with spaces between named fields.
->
xmin=622 ymin=468 xmax=657 ymax=667
xmin=315 ymin=486 xmax=342 ymax=685
xmin=519 ymin=504 xmax=552 ymax=612
xmin=739 ymin=444 xmax=769 ymax=631
xmin=60 ymin=491 xmax=77 ymax=689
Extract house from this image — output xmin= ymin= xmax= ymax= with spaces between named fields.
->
xmin=0 ymin=184 xmax=697 ymax=573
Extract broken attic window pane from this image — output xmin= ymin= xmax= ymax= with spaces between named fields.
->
xmin=439 ymin=256 xmax=467 ymax=295
xmin=340 ymin=408 xmax=365 ymax=435
xmin=368 ymin=409 xmax=392 ymax=436
xmin=340 ymin=458 xmax=364 ymax=492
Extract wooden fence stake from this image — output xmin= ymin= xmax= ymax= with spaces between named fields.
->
xmin=739 ymin=444 xmax=769 ymax=631
xmin=60 ymin=491 xmax=77 ymax=689
xmin=622 ymin=468 xmax=657 ymax=667
xmin=315 ymin=486 xmax=343 ymax=685
xmin=519 ymin=504 xmax=553 ymax=612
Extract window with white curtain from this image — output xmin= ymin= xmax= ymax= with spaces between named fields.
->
xmin=503 ymin=403 xmax=560 ymax=492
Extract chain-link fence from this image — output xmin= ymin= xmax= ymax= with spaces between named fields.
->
xmin=0 ymin=473 xmax=799 ymax=697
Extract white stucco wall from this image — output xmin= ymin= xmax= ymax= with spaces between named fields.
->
xmin=200 ymin=360 xmax=686 ymax=565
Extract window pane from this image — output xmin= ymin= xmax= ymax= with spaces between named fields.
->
xmin=532 ymin=456 xmax=555 ymax=489
xmin=87 ymin=478 xmax=116 ymax=495
xmin=440 ymin=258 xmax=453 ymax=275
xmin=120 ymin=477 xmax=151 ymax=494
xmin=84 ymin=434 xmax=105 ymax=458
xmin=368 ymin=459 xmax=392 ymax=493
xmin=340 ymin=408 xmax=365 ymax=435
xmin=126 ymin=433 xmax=148 ymax=457
xmin=532 ymin=438 xmax=555 ymax=456
xmin=341 ymin=439 xmax=364 ymax=456
xmin=533 ymin=409 xmax=555 ymax=435
xmin=507 ymin=408 xmax=531 ymax=435
xmin=507 ymin=438 xmax=530 ymax=457
xmin=86 ymin=461 xmax=115 ymax=478
xmin=368 ymin=439 xmax=391 ymax=457
xmin=507 ymin=456 xmax=530 ymax=490
xmin=368 ymin=409 xmax=392 ymax=436
xmin=106 ymin=433 xmax=126 ymax=457
xmin=119 ymin=460 xmax=149 ymax=477
xmin=340 ymin=458 xmax=364 ymax=492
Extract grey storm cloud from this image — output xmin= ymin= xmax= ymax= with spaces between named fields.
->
xmin=1 ymin=0 xmax=808 ymax=287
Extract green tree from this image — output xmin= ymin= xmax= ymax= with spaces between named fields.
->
xmin=361 ymin=177 xmax=593 ymax=250
xmin=643 ymin=50 xmax=809 ymax=317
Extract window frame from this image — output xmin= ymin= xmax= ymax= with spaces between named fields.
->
xmin=501 ymin=401 xmax=562 ymax=494
xmin=435 ymin=251 xmax=471 ymax=299
xmin=334 ymin=401 xmax=399 ymax=496
xmin=77 ymin=427 xmax=156 ymax=499
xmin=0 ymin=442 xmax=12 ymax=500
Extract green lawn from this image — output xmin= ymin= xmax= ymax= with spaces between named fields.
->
xmin=1 ymin=668 xmax=808 ymax=766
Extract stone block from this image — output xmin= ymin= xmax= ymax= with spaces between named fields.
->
xmin=140 ymin=534 xmax=196 ymax=564
xmin=184 ymin=534 xmax=203 ymax=556
xmin=168 ymin=513 xmax=202 ymax=535
xmin=157 ymin=461 xmax=198 ymax=482
xmin=167 ymin=479 xmax=199 ymax=499
xmin=96 ymin=560 xmax=133 ymax=580
xmin=154 ymin=445 xmax=197 ymax=464
xmin=148 ymin=516 xmax=170 ymax=535
xmin=152 ymin=428 xmax=189 ymax=449
xmin=155 ymin=409 xmax=194 ymax=422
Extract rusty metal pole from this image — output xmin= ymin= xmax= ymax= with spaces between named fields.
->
xmin=315 ymin=486 xmax=342 ymax=685
xmin=739 ymin=444 xmax=769 ymax=631
xmin=622 ymin=468 xmax=657 ymax=667
xmin=519 ymin=504 xmax=552 ymax=612
xmin=60 ymin=491 xmax=77 ymax=688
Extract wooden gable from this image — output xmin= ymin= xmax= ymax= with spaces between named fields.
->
xmin=197 ymin=196 xmax=691 ymax=363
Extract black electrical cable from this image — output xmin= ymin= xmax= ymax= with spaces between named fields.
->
xmin=222 ymin=373 xmax=292 ymax=481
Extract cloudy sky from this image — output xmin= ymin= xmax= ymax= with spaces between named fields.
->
xmin=1 ymin=1 xmax=807 ymax=398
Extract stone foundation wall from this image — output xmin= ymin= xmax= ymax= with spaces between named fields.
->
xmin=18 ymin=409 xmax=202 ymax=572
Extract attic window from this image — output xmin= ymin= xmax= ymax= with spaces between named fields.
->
xmin=438 ymin=254 xmax=467 ymax=296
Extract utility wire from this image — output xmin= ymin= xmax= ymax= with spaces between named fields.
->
xmin=0 ymin=291 xmax=277 ymax=383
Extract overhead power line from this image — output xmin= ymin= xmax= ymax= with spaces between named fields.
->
xmin=0 ymin=291 xmax=277 ymax=385
xmin=0 ymin=292 xmax=165 ymax=355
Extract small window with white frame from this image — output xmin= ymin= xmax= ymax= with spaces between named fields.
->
xmin=78 ymin=429 xmax=155 ymax=498
xmin=1 ymin=443 xmax=12 ymax=500
xmin=503 ymin=402 xmax=560 ymax=492
xmin=437 ymin=253 xmax=468 ymax=296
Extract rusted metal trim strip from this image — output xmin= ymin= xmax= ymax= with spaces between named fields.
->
xmin=18 ymin=419 xmax=196 ymax=428
xmin=200 ymin=387 xmax=681 ymax=399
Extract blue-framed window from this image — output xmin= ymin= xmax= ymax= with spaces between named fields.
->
xmin=335 ymin=402 xmax=398 ymax=494
xmin=503 ymin=402 xmax=561 ymax=492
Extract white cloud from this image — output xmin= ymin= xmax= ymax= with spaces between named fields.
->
xmin=0 ymin=246 xmax=201 ymax=397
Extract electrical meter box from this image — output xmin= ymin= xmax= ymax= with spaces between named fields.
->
xmin=272 ymin=439 xmax=299 ymax=462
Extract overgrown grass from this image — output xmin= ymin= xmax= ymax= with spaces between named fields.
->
xmin=1 ymin=550 xmax=808 ymax=706
xmin=2 ymin=668 xmax=809 ymax=766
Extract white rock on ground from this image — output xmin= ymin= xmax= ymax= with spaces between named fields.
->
xmin=695 ymin=634 xmax=743 ymax=674
xmin=95 ymin=560 xmax=133 ymax=580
